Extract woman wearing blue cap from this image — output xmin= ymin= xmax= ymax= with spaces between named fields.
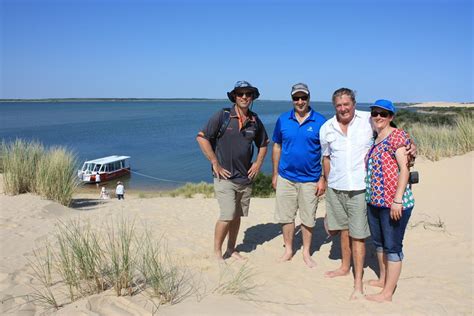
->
xmin=365 ymin=99 xmax=415 ymax=302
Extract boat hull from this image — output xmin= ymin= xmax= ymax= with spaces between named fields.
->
xmin=79 ymin=168 xmax=130 ymax=184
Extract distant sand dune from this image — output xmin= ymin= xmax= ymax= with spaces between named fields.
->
xmin=411 ymin=102 xmax=474 ymax=108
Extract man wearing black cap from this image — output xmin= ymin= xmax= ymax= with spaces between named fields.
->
xmin=197 ymin=81 xmax=269 ymax=261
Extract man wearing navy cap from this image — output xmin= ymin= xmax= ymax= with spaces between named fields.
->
xmin=272 ymin=83 xmax=327 ymax=268
xmin=197 ymin=81 xmax=269 ymax=262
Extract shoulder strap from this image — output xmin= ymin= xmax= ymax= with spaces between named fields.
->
xmin=217 ymin=108 xmax=231 ymax=139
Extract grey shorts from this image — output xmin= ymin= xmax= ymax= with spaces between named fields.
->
xmin=275 ymin=175 xmax=318 ymax=228
xmin=325 ymin=187 xmax=370 ymax=239
xmin=214 ymin=178 xmax=252 ymax=221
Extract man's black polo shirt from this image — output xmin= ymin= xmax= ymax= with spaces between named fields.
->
xmin=200 ymin=105 xmax=269 ymax=185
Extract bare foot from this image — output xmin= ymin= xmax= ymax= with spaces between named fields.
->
xmin=229 ymin=251 xmax=247 ymax=261
xmin=303 ymin=255 xmax=317 ymax=268
xmin=215 ymin=252 xmax=225 ymax=263
xmin=278 ymin=251 xmax=293 ymax=262
xmin=365 ymin=293 xmax=392 ymax=302
xmin=324 ymin=268 xmax=350 ymax=278
xmin=365 ymin=279 xmax=385 ymax=288
xmin=349 ymin=289 xmax=364 ymax=300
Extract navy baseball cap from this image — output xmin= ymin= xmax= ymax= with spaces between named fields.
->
xmin=370 ymin=99 xmax=396 ymax=113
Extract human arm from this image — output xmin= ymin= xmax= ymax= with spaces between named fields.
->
xmin=271 ymin=142 xmax=281 ymax=190
xmin=196 ymin=134 xmax=231 ymax=179
xmin=391 ymin=146 xmax=410 ymax=220
xmin=316 ymin=156 xmax=331 ymax=197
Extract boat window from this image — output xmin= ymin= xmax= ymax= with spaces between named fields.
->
xmin=100 ymin=165 xmax=106 ymax=172
xmin=115 ymin=161 xmax=120 ymax=170
xmin=94 ymin=164 xmax=102 ymax=172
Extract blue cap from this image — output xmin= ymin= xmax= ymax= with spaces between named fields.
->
xmin=370 ymin=99 xmax=396 ymax=113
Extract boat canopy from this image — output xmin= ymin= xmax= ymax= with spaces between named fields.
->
xmin=83 ymin=155 xmax=130 ymax=165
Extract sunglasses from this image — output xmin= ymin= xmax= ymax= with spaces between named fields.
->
xmin=235 ymin=92 xmax=253 ymax=98
xmin=371 ymin=110 xmax=391 ymax=118
xmin=292 ymin=95 xmax=309 ymax=101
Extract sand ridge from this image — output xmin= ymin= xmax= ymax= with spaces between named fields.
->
xmin=0 ymin=152 xmax=472 ymax=315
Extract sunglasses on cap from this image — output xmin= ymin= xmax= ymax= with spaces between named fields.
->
xmin=370 ymin=110 xmax=391 ymax=118
xmin=235 ymin=91 xmax=253 ymax=98
xmin=292 ymin=95 xmax=309 ymax=101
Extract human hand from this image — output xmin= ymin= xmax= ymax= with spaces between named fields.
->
xmin=212 ymin=162 xmax=231 ymax=179
xmin=406 ymin=140 xmax=417 ymax=167
xmin=272 ymin=174 xmax=278 ymax=190
xmin=315 ymin=178 xmax=326 ymax=197
xmin=390 ymin=203 xmax=403 ymax=221
xmin=247 ymin=162 xmax=261 ymax=180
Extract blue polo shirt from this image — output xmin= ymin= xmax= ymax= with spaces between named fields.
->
xmin=273 ymin=108 xmax=326 ymax=182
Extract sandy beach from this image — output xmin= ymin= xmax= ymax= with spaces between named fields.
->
xmin=0 ymin=152 xmax=472 ymax=315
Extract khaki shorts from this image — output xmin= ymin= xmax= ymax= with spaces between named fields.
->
xmin=275 ymin=175 xmax=318 ymax=228
xmin=214 ymin=178 xmax=252 ymax=221
xmin=325 ymin=187 xmax=370 ymax=239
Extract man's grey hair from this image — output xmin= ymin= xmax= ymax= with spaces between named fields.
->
xmin=332 ymin=88 xmax=356 ymax=104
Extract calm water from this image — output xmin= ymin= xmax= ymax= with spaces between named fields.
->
xmin=0 ymin=100 xmax=371 ymax=190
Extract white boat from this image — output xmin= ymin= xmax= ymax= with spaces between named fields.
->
xmin=77 ymin=155 xmax=131 ymax=183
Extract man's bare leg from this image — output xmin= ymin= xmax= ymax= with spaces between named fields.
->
xmin=214 ymin=220 xmax=230 ymax=261
xmin=301 ymin=224 xmax=316 ymax=268
xmin=325 ymin=229 xmax=351 ymax=277
xmin=224 ymin=216 xmax=246 ymax=260
xmin=367 ymin=251 xmax=386 ymax=288
xmin=366 ymin=261 xmax=402 ymax=302
xmin=278 ymin=222 xmax=295 ymax=261
xmin=350 ymin=238 xmax=366 ymax=299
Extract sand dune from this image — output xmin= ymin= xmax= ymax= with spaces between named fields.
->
xmin=410 ymin=102 xmax=474 ymax=108
xmin=0 ymin=152 xmax=472 ymax=315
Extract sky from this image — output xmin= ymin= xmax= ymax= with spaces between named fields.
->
xmin=1 ymin=0 xmax=472 ymax=102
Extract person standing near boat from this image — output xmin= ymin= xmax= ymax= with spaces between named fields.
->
xmin=196 ymin=80 xmax=269 ymax=262
xmin=116 ymin=181 xmax=125 ymax=200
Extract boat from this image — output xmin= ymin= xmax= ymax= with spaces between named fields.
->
xmin=77 ymin=155 xmax=131 ymax=183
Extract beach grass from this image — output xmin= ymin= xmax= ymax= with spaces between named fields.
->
xmin=214 ymin=263 xmax=259 ymax=299
xmin=164 ymin=181 xmax=214 ymax=198
xmin=403 ymin=114 xmax=473 ymax=161
xmin=1 ymin=139 xmax=44 ymax=194
xmin=139 ymin=231 xmax=194 ymax=304
xmin=27 ymin=215 xmax=198 ymax=311
xmin=35 ymin=147 xmax=79 ymax=206
xmin=1 ymin=139 xmax=78 ymax=206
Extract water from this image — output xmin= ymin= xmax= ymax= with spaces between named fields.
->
xmin=0 ymin=100 xmax=371 ymax=190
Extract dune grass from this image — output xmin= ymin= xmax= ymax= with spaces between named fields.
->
xmin=1 ymin=139 xmax=78 ymax=206
xmin=214 ymin=263 xmax=259 ymax=299
xmin=403 ymin=114 xmax=473 ymax=161
xmin=1 ymin=139 xmax=44 ymax=194
xmin=27 ymin=215 xmax=195 ymax=311
xmin=164 ymin=181 xmax=214 ymax=198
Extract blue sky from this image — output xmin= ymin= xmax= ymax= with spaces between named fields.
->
xmin=1 ymin=0 xmax=472 ymax=102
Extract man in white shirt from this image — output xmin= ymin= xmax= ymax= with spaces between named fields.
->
xmin=320 ymin=88 xmax=415 ymax=300
xmin=320 ymin=88 xmax=371 ymax=300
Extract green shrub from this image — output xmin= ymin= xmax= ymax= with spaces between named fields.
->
xmin=252 ymin=173 xmax=274 ymax=197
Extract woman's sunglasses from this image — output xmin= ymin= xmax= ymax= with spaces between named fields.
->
xmin=371 ymin=110 xmax=391 ymax=118
xmin=292 ymin=95 xmax=309 ymax=101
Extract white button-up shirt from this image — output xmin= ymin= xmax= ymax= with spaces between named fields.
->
xmin=320 ymin=110 xmax=373 ymax=191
